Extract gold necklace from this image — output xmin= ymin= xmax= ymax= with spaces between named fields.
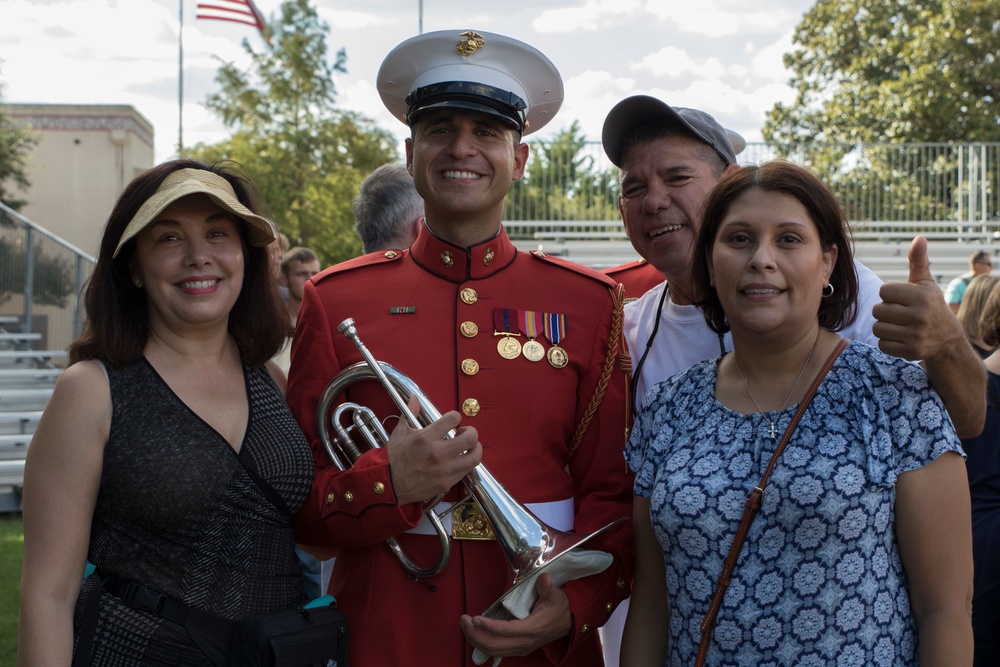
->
xmin=732 ymin=335 xmax=819 ymax=439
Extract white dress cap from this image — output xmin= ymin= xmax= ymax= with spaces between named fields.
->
xmin=377 ymin=29 xmax=563 ymax=136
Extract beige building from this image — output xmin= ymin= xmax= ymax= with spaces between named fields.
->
xmin=3 ymin=103 xmax=154 ymax=255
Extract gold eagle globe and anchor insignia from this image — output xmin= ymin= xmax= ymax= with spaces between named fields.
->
xmin=456 ymin=31 xmax=485 ymax=56
xmin=452 ymin=502 xmax=496 ymax=540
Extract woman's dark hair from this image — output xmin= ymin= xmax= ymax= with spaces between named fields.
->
xmin=69 ymin=158 xmax=290 ymax=367
xmin=978 ymin=281 xmax=1000 ymax=348
xmin=691 ymin=160 xmax=859 ymax=335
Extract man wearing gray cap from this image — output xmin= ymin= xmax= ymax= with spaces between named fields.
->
xmin=600 ymin=95 xmax=985 ymax=663
xmin=288 ymin=30 xmax=633 ymax=667
xmin=602 ymin=95 xmax=984 ymax=435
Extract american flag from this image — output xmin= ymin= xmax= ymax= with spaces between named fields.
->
xmin=196 ymin=0 xmax=269 ymax=41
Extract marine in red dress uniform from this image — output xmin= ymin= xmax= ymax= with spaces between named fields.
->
xmin=601 ymin=259 xmax=662 ymax=303
xmin=288 ymin=30 xmax=634 ymax=667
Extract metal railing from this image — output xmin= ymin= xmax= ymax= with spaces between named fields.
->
xmin=0 ymin=201 xmax=96 ymax=364
xmin=504 ymin=141 xmax=1000 ymax=229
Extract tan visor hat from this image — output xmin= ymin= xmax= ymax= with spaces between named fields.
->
xmin=112 ymin=168 xmax=276 ymax=258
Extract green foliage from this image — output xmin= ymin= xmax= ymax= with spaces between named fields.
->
xmin=0 ymin=232 xmax=75 ymax=308
xmin=507 ymin=121 xmax=619 ymax=222
xmin=188 ymin=0 xmax=398 ymax=265
xmin=0 ymin=514 xmax=23 ymax=664
xmin=764 ymin=0 xmax=1000 ymax=221
xmin=0 ymin=78 xmax=38 ymax=212
xmin=765 ymin=0 xmax=1000 ymax=145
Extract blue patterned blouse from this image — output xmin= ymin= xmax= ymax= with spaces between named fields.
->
xmin=626 ymin=341 xmax=963 ymax=666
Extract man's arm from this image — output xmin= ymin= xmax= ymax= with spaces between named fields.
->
xmin=289 ymin=280 xmax=481 ymax=549
xmin=872 ymin=236 xmax=987 ymax=437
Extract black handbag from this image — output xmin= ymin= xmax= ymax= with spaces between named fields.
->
xmin=74 ymin=573 xmax=348 ymax=667
xmin=227 ymin=597 xmax=348 ymax=667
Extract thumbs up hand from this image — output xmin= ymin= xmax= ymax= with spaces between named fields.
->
xmin=871 ymin=236 xmax=960 ymax=362
xmin=871 ymin=235 xmax=986 ymax=437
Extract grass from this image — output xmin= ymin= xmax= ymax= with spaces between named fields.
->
xmin=0 ymin=513 xmax=21 ymax=666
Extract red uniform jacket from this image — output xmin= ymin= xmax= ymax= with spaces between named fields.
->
xmin=601 ymin=259 xmax=663 ymax=303
xmin=288 ymin=225 xmax=634 ymax=666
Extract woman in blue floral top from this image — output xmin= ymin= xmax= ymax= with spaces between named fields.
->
xmin=622 ymin=161 xmax=973 ymax=666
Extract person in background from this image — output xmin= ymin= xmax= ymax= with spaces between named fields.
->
xmin=269 ymin=228 xmax=291 ymax=304
xmin=18 ymin=159 xmax=314 ymax=665
xmin=288 ymin=29 xmax=633 ymax=667
xmin=279 ymin=246 xmax=321 ymax=329
xmin=959 ymin=281 xmax=1000 ymax=665
xmin=624 ymin=160 xmax=972 ymax=666
xmin=353 ymin=161 xmax=424 ymax=254
xmin=271 ymin=245 xmax=324 ymax=599
xmin=946 ymin=250 xmax=993 ymax=314
xmin=957 ymin=274 xmax=1000 ymax=359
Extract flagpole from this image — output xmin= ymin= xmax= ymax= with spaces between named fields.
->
xmin=178 ymin=0 xmax=185 ymax=155
xmin=419 ymin=0 xmax=423 ymax=33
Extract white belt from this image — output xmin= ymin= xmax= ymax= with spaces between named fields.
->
xmin=406 ymin=497 xmax=575 ymax=535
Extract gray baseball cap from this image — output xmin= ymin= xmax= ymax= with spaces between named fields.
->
xmin=602 ymin=95 xmax=746 ymax=168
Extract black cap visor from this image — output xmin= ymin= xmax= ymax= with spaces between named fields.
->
xmin=406 ymin=81 xmax=526 ymax=132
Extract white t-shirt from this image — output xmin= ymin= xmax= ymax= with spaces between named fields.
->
xmin=624 ymin=258 xmax=885 ymax=405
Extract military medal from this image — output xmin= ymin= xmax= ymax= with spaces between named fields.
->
xmin=544 ymin=312 xmax=569 ymax=368
xmin=493 ymin=308 xmax=522 ymax=360
xmin=519 ymin=309 xmax=545 ymax=362
xmin=522 ymin=340 xmax=544 ymax=362
xmin=497 ymin=336 xmax=522 ymax=359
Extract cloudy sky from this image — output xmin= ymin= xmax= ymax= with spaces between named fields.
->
xmin=1 ymin=0 xmax=814 ymax=164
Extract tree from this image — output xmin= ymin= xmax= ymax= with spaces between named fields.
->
xmin=765 ymin=0 xmax=1000 ymax=144
xmin=0 ymin=75 xmax=37 ymax=212
xmin=763 ymin=0 xmax=1000 ymax=222
xmin=507 ymin=121 xmax=619 ymax=223
xmin=188 ymin=0 xmax=397 ymax=264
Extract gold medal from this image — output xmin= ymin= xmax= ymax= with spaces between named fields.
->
xmin=547 ymin=345 xmax=569 ymax=368
xmin=522 ymin=339 xmax=544 ymax=362
xmin=497 ymin=336 xmax=522 ymax=359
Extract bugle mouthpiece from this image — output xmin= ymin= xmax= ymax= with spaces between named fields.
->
xmin=338 ymin=318 xmax=357 ymax=339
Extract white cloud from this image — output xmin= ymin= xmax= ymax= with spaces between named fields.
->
xmin=643 ymin=0 xmax=804 ymax=37
xmin=534 ymin=0 xmax=642 ymax=33
xmin=633 ymin=46 xmax=728 ymax=80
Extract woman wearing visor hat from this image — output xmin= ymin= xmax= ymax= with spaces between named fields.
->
xmin=19 ymin=159 xmax=314 ymax=665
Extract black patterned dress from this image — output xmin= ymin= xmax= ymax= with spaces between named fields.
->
xmin=73 ymin=357 xmax=314 ymax=666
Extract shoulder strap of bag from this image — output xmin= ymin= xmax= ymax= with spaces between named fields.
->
xmin=694 ymin=338 xmax=848 ymax=667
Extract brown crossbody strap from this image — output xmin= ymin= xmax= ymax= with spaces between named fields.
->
xmin=694 ymin=338 xmax=848 ymax=667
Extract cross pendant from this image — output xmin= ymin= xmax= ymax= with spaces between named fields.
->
xmin=767 ymin=422 xmax=778 ymax=439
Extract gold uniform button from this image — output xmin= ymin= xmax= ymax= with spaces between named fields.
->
xmin=461 ymin=359 xmax=480 ymax=376
xmin=343 ymin=491 xmax=354 ymax=503
xmin=461 ymin=398 xmax=480 ymax=417
xmin=373 ymin=482 xmax=385 ymax=495
xmin=460 ymin=321 xmax=479 ymax=338
xmin=384 ymin=250 xmax=399 ymax=259
xmin=325 ymin=493 xmax=335 ymax=505
xmin=605 ymin=602 xmax=614 ymax=612
xmin=617 ymin=578 xmax=626 ymax=589
xmin=581 ymin=624 xmax=590 ymax=634
xmin=460 ymin=288 xmax=478 ymax=304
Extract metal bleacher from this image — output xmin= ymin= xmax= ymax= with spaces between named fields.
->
xmin=1 ymin=200 xmax=92 ymax=512
xmin=506 ymin=219 xmax=1000 ymax=286
xmin=0 ymin=314 xmax=66 ymax=511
